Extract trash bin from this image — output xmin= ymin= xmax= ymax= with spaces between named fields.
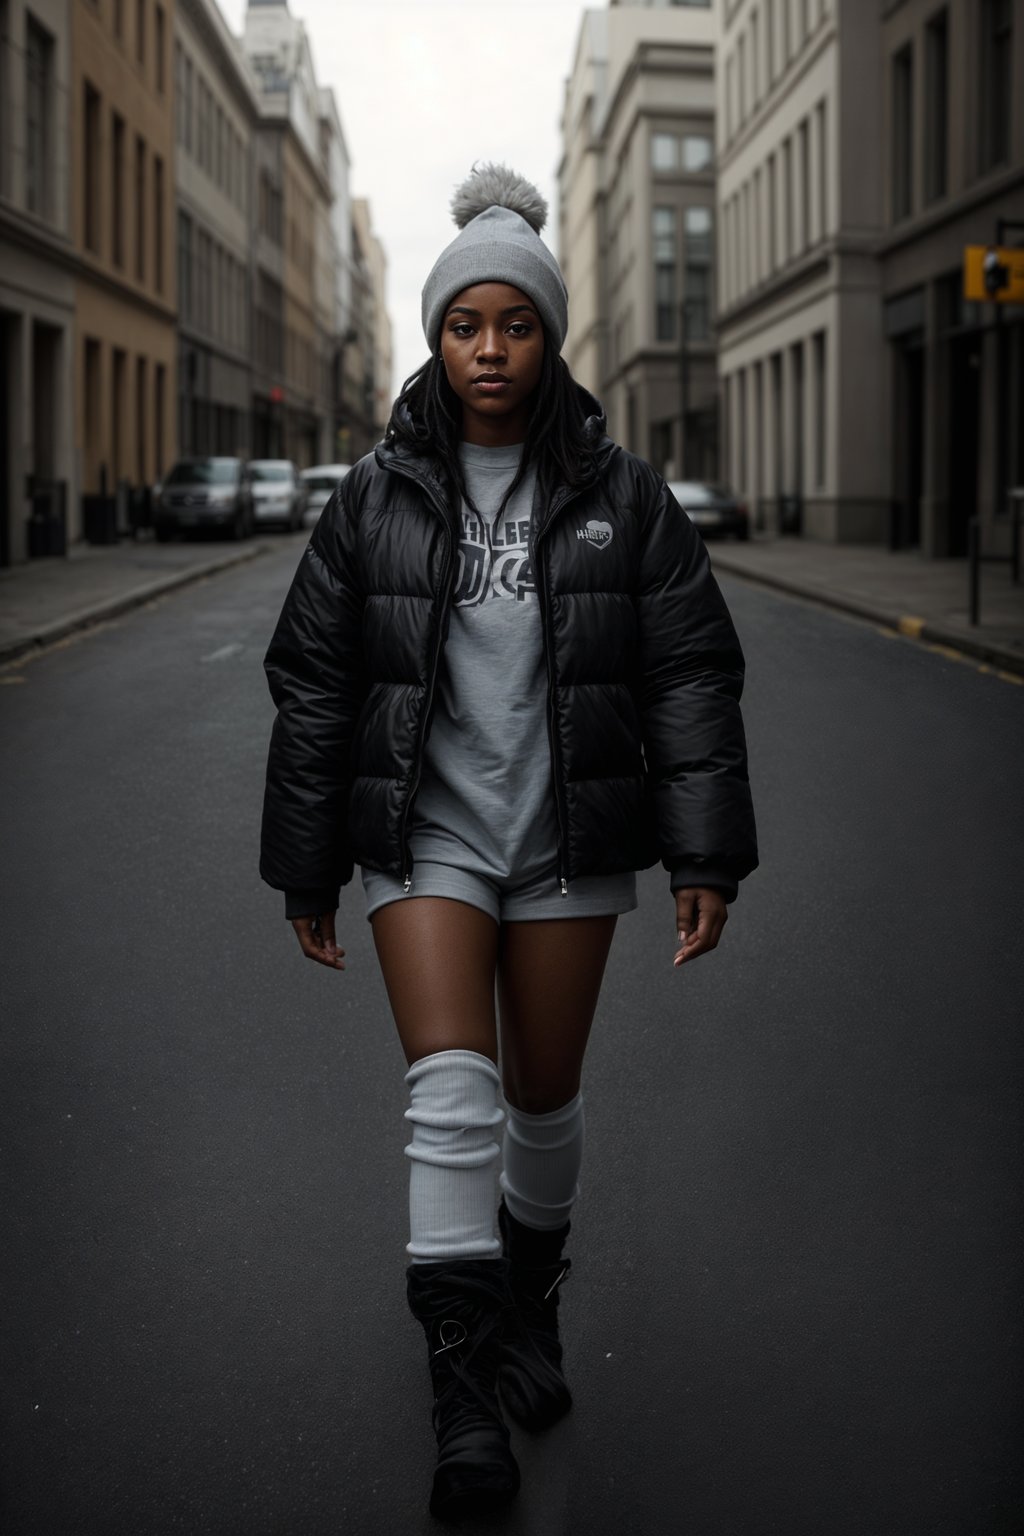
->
xmin=27 ymin=482 xmax=68 ymax=557
xmin=779 ymin=493 xmax=803 ymax=536
xmin=83 ymin=493 xmax=118 ymax=545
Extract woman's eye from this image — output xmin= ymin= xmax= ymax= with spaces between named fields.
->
xmin=507 ymin=322 xmax=532 ymax=337
xmin=450 ymin=323 xmax=474 ymax=337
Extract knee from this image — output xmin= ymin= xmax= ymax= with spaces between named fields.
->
xmin=503 ymin=1080 xmax=581 ymax=1117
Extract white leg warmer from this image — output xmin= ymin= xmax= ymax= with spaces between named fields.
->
xmin=499 ymin=1092 xmax=585 ymax=1231
xmin=404 ymin=1049 xmax=504 ymax=1263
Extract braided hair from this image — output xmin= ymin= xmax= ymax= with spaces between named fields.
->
xmin=384 ymin=329 xmax=599 ymax=520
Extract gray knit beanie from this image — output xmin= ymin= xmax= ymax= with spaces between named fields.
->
xmin=421 ymin=163 xmax=568 ymax=351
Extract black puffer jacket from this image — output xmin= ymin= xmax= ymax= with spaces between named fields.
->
xmin=260 ymin=400 xmax=757 ymax=915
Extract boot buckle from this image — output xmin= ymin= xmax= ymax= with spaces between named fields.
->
xmin=434 ymin=1318 xmax=468 ymax=1356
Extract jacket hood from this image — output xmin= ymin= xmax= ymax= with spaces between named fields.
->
xmin=375 ymin=382 xmax=616 ymax=486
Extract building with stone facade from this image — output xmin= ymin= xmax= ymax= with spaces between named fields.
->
xmin=877 ymin=0 xmax=1024 ymax=557
xmin=174 ymin=0 xmax=259 ymax=459
xmin=717 ymin=0 xmax=1024 ymax=550
xmin=559 ymin=0 xmax=719 ymax=478
xmin=0 ymin=0 xmax=78 ymax=564
xmin=72 ymin=0 xmax=177 ymax=524
xmin=244 ymin=0 xmax=333 ymax=468
xmin=353 ymin=194 xmax=392 ymax=444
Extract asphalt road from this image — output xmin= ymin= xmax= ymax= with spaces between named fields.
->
xmin=1 ymin=539 xmax=1021 ymax=1536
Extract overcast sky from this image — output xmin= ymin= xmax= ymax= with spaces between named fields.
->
xmin=220 ymin=0 xmax=591 ymax=398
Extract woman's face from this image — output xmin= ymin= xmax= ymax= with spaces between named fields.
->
xmin=440 ymin=282 xmax=545 ymax=446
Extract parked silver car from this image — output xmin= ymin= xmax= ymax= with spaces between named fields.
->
xmin=250 ymin=460 xmax=304 ymax=531
xmin=154 ymin=457 xmax=253 ymax=541
xmin=300 ymin=463 xmax=351 ymax=525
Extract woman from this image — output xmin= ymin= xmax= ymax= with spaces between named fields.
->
xmin=260 ymin=164 xmax=757 ymax=1521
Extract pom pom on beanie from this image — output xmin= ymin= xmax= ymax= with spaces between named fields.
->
xmin=421 ymin=163 xmax=568 ymax=351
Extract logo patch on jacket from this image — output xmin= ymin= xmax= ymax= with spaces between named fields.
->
xmin=576 ymin=519 xmax=613 ymax=550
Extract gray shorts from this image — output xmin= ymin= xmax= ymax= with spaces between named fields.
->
xmin=362 ymin=860 xmax=638 ymax=924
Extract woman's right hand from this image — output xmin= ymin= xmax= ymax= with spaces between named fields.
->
xmin=291 ymin=913 xmax=346 ymax=970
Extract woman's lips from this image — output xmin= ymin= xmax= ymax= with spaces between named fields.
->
xmin=472 ymin=379 xmax=511 ymax=394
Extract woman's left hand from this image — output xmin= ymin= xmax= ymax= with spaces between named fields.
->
xmin=673 ymin=887 xmax=728 ymax=967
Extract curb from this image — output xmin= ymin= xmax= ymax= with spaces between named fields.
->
xmin=710 ymin=552 xmax=1024 ymax=679
xmin=0 ymin=540 xmax=272 ymax=667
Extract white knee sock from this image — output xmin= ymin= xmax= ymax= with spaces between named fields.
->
xmin=499 ymin=1092 xmax=585 ymax=1231
xmin=404 ymin=1049 xmax=504 ymax=1263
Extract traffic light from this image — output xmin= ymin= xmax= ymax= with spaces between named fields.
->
xmin=983 ymin=248 xmax=1010 ymax=298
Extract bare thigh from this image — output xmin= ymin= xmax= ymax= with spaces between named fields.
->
xmin=371 ymin=897 xmax=499 ymax=1067
xmin=497 ymin=916 xmax=618 ymax=1114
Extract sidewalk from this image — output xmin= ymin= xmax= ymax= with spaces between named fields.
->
xmin=709 ymin=536 xmax=1024 ymax=678
xmin=0 ymin=534 xmax=275 ymax=664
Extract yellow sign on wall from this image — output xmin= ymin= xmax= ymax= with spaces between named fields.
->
xmin=964 ymin=245 xmax=1024 ymax=303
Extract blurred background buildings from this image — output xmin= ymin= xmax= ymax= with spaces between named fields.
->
xmin=0 ymin=0 xmax=391 ymax=562
xmin=1 ymin=0 xmax=1021 ymax=566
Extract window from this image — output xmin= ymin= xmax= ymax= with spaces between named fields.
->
xmin=766 ymin=0 xmax=775 ymax=82
xmin=682 ymin=135 xmax=713 ymax=172
xmin=979 ymin=0 xmax=1012 ymax=172
xmin=816 ymin=99 xmax=828 ymax=238
xmin=892 ymin=44 xmax=913 ymax=220
xmin=111 ymin=113 xmax=125 ymax=266
xmin=652 ymin=132 xmax=677 ymax=171
xmin=177 ymin=211 xmax=192 ymax=321
xmin=183 ymin=57 xmax=193 ymax=154
xmin=799 ymin=118 xmax=810 ymax=252
xmin=653 ymin=206 xmax=677 ymax=342
xmin=155 ymin=363 xmax=166 ymax=478
xmin=135 ymin=0 xmax=145 ymax=67
xmin=136 ymin=357 xmax=146 ymax=483
xmin=25 ymin=14 xmax=54 ymax=219
xmin=112 ymin=348 xmax=126 ymax=481
xmin=684 ymin=206 xmax=712 ymax=341
xmin=154 ymin=155 xmax=164 ymax=292
xmin=924 ymin=10 xmax=948 ymax=202
xmin=84 ymin=82 xmax=101 ymax=253
xmin=767 ymin=152 xmax=777 ymax=270
xmin=155 ymin=4 xmax=165 ymax=91
xmin=813 ymin=330 xmax=826 ymax=488
xmin=135 ymin=136 xmax=145 ymax=281
xmin=782 ymin=136 xmax=793 ymax=260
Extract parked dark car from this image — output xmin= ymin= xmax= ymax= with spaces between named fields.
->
xmin=666 ymin=480 xmax=749 ymax=541
xmin=154 ymin=457 xmax=253 ymax=541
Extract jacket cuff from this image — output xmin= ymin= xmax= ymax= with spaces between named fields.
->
xmin=285 ymin=889 xmax=340 ymax=920
xmin=669 ymin=863 xmax=739 ymax=904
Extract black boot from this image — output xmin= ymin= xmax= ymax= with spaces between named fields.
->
xmin=406 ymin=1258 xmax=521 ymax=1521
xmin=497 ymin=1199 xmax=573 ymax=1431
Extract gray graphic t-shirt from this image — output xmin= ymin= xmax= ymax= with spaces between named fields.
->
xmin=410 ymin=440 xmax=559 ymax=882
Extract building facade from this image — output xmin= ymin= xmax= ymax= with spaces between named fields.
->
xmin=353 ymin=194 xmax=392 ymax=443
xmin=244 ymin=0 xmax=332 ymax=468
xmin=717 ymin=0 xmax=1024 ymax=550
xmin=716 ymin=0 xmax=888 ymax=542
xmin=559 ymin=0 xmax=719 ymax=478
xmin=878 ymin=0 xmax=1024 ymax=557
xmin=1 ymin=0 xmax=78 ymax=564
xmin=71 ymin=0 xmax=177 ymax=519
xmin=174 ymin=0 xmax=259 ymax=460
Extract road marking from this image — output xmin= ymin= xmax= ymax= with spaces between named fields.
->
xmin=201 ymin=643 xmax=243 ymax=663
xmin=897 ymin=615 xmax=925 ymax=638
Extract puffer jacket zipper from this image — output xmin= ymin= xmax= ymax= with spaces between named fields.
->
xmin=384 ymin=460 xmax=458 ymax=888
xmin=531 ymin=479 xmax=594 ymax=896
